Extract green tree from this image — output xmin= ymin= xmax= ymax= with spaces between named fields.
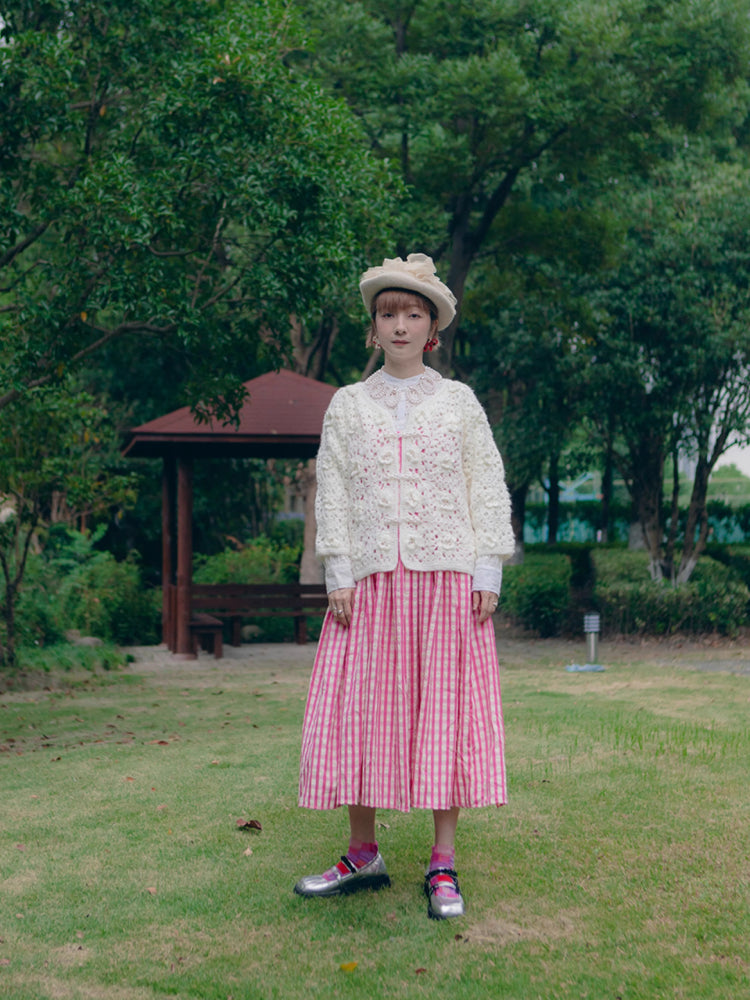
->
xmin=0 ymin=384 xmax=137 ymax=667
xmin=298 ymin=0 xmax=750 ymax=374
xmin=0 ymin=0 xmax=395 ymax=417
xmin=465 ymin=198 xmax=610 ymax=547
xmin=590 ymin=153 xmax=750 ymax=582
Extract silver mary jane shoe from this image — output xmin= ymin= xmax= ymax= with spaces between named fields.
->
xmin=294 ymin=852 xmax=391 ymax=898
xmin=424 ymin=866 xmax=465 ymax=920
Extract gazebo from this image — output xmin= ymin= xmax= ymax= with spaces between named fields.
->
xmin=123 ymin=369 xmax=337 ymax=658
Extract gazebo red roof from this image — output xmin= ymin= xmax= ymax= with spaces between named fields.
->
xmin=123 ymin=369 xmax=337 ymax=459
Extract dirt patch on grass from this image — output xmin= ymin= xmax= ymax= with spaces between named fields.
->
xmin=464 ymin=907 xmax=581 ymax=946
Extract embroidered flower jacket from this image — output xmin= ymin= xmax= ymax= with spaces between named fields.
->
xmin=315 ymin=371 xmax=514 ymax=582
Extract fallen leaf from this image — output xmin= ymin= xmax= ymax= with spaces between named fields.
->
xmin=340 ymin=962 xmax=358 ymax=973
xmin=236 ymin=818 xmax=262 ymax=832
xmin=156 ymin=804 xmax=167 ymax=811
xmin=145 ymin=887 xmax=157 ymax=895
xmin=16 ymin=843 xmax=25 ymax=851
xmin=125 ymin=776 xmax=135 ymax=782
xmin=243 ymin=847 xmax=253 ymax=857
xmin=149 ymin=740 xmax=170 ymax=746
xmin=0 ymin=958 xmax=10 ymax=966
xmin=415 ymin=968 xmax=427 ymax=975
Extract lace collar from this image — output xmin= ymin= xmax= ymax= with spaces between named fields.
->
xmin=363 ymin=367 xmax=443 ymax=411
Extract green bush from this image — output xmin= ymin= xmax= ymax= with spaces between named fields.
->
xmin=193 ymin=535 xmax=301 ymax=585
xmin=706 ymin=544 xmax=750 ymax=592
xmin=57 ymin=551 xmax=160 ymax=645
xmin=500 ymin=553 xmax=572 ymax=637
xmin=13 ymin=557 xmax=67 ymax=648
xmin=592 ymin=549 xmax=749 ymax=636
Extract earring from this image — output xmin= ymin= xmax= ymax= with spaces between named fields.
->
xmin=424 ymin=338 xmax=438 ymax=352
xmin=372 ymin=337 xmax=381 ymax=350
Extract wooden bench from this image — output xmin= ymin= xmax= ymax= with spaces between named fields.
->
xmin=191 ymin=583 xmax=329 ymax=646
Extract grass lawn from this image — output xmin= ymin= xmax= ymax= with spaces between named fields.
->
xmin=1 ymin=635 xmax=749 ymax=1000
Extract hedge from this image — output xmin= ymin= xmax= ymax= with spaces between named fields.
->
xmin=592 ymin=549 xmax=749 ymax=637
xmin=500 ymin=553 xmax=572 ymax=637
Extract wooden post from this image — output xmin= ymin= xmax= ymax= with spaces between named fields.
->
xmin=174 ymin=454 xmax=196 ymax=659
xmin=161 ymin=455 xmax=176 ymax=648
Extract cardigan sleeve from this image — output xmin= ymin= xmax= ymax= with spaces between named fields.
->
xmin=314 ymin=391 xmax=352 ymax=563
xmin=461 ymin=388 xmax=515 ymax=561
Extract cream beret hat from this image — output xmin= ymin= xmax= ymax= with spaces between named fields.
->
xmin=359 ymin=252 xmax=457 ymax=331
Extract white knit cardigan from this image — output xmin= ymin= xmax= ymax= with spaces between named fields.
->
xmin=315 ymin=370 xmax=515 ymax=582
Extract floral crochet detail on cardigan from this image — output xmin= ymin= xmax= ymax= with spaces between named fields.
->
xmin=314 ymin=374 xmax=515 ymax=582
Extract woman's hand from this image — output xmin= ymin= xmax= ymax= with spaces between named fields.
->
xmin=328 ymin=588 xmax=355 ymax=627
xmin=473 ymin=590 xmax=499 ymax=625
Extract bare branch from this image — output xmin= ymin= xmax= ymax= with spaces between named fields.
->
xmin=0 ymin=318 xmax=177 ymax=411
xmin=0 ymin=221 xmax=52 ymax=270
xmin=148 ymin=244 xmax=198 ymax=258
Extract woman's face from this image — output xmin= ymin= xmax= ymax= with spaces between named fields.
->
xmin=373 ymin=292 xmax=436 ymax=370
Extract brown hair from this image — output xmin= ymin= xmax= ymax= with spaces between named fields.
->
xmin=367 ymin=288 xmax=440 ymax=349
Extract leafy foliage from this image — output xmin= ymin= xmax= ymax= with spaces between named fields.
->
xmin=193 ymin=535 xmax=302 ymax=586
xmin=0 ymin=0 xmax=396 ymax=416
xmin=0 ymin=385 xmax=138 ymax=665
xmin=593 ymin=549 xmax=749 ymax=636
xmin=298 ymin=0 xmax=750 ymax=368
xmin=587 ymin=153 xmax=750 ymax=579
xmin=11 ymin=526 xmax=160 ymax=651
xmin=500 ymin=552 xmax=572 ymax=637
xmin=56 ymin=551 xmax=160 ymax=645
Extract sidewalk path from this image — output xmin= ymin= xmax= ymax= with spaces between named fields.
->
xmin=124 ymin=630 xmax=750 ymax=678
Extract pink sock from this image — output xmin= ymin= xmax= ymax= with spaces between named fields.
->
xmin=428 ymin=845 xmax=459 ymax=899
xmin=321 ymin=839 xmax=378 ymax=882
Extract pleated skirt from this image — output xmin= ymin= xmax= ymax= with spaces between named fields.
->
xmin=298 ymin=562 xmax=507 ymax=812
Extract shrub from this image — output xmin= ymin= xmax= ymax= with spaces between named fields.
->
xmin=57 ymin=551 xmax=160 ymax=645
xmin=193 ymin=535 xmax=301 ymax=585
xmin=592 ymin=549 xmax=749 ymax=636
xmin=706 ymin=544 xmax=750 ymax=593
xmin=500 ymin=553 xmax=572 ymax=637
xmin=13 ymin=556 xmax=67 ymax=649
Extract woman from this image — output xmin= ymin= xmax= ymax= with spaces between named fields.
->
xmin=295 ymin=253 xmax=514 ymax=919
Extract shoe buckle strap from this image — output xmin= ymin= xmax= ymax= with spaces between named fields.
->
xmin=337 ymin=855 xmax=358 ymax=875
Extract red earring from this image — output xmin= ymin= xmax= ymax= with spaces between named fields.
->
xmin=424 ymin=338 xmax=438 ymax=352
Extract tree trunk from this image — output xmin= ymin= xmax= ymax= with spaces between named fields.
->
xmin=289 ymin=314 xmax=339 ymax=382
xmin=599 ymin=442 xmax=613 ymax=543
xmin=0 ymin=514 xmax=38 ymax=671
xmin=508 ymin=482 xmax=529 ymax=564
xmin=433 ymin=200 xmax=474 ymax=377
xmin=676 ymin=455 xmax=712 ymax=584
xmin=298 ymin=459 xmax=323 ymax=584
xmin=547 ymin=452 xmax=560 ymax=544
xmin=663 ymin=440 xmax=681 ymax=582
xmin=0 ymin=585 xmax=17 ymax=670
xmin=627 ymin=430 xmax=666 ymax=580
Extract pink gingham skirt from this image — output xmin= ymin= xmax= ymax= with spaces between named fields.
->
xmin=298 ymin=563 xmax=507 ymax=812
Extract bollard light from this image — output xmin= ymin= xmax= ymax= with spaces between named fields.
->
xmin=583 ymin=612 xmax=601 ymax=666
xmin=566 ymin=611 xmax=605 ymax=673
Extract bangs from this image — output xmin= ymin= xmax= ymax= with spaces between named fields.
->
xmin=373 ymin=289 xmax=437 ymax=319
